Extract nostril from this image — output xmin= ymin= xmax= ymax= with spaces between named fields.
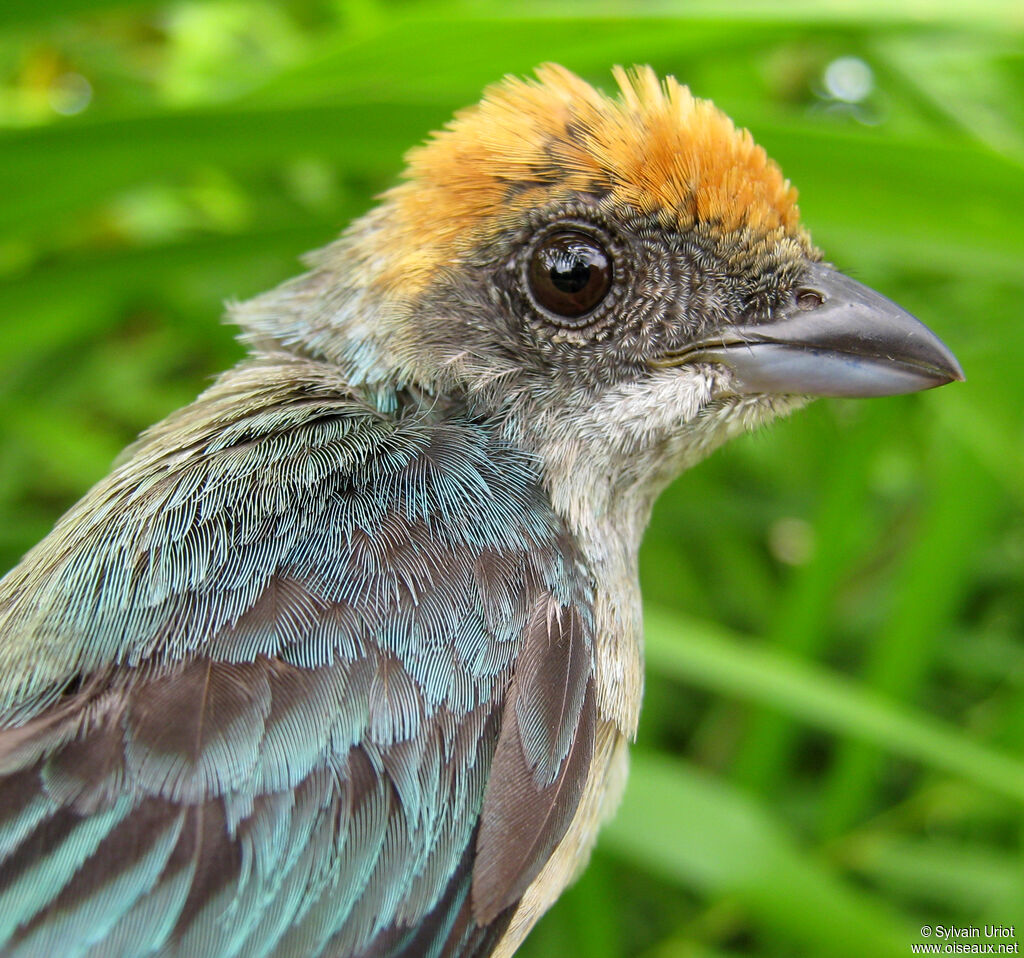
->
xmin=796 ymin=288 xmax=825 ymax=311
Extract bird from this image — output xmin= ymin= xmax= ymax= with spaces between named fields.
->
xmin=0 ymin=64 xmax=962 ymax=958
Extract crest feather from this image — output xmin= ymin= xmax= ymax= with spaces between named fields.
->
xmin=376 ymin=64 xmax=806 ymax=293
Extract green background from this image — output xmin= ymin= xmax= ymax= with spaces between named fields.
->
xmin=1 ymin=3 xmax=1022 ymax=956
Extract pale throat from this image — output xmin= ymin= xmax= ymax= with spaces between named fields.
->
xmin=499 ymin=369 xmax=711 ymax=737
xmin=509 ymin=368 xmax=806 ymax=736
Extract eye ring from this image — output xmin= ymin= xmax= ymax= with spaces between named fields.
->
xmin=524 ymin=227 xmax=613 ymax=326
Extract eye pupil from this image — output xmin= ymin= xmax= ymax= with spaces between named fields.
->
xmin=549 ymin=256 xmax=592 ymax=294
xmin=528 ymin=229 xmax=612 ymax=322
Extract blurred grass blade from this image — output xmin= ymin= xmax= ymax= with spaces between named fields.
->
xmin=731 ymin=409 xmax=885 ymax=793
xmin=602 ymin=752 xmax=908 ymax=958
xmin=0 ymin=103 xmax=445 ymax=235
xmin=0 ymin=225 xmax=338 ymax=369
xmin=843 ymin=832 xmax=1022 ymax=913
xmin=756 ymin=124 xmax=1024 ymax=284
xmin=644 ymin=606 xmax=1024 ymax=804
xmin=818 ymin=429 xmax=1001 ymax=836
xmin=0 ymin=0 xmax=156 ymax=27
xmin=938 ymin=393 xmax=1024 ymax=508
xmin=505 ymin=1 xmax=1023 ymax=27
xmin=251 ymin=16 xmax=786 ymax=106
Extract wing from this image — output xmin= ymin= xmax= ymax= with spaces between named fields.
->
xmin=0 ymin=359 xmax=596 ymax=958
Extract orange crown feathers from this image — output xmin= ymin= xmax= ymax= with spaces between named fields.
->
xmin=374 ymin=65 xmax=805 ymax=294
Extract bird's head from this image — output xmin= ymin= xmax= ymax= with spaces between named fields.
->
xmin=235 ymin=65 xmax=962 ymax=529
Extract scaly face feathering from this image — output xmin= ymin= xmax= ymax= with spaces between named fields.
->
xmin=0 ymin=66 xmax=961 ymax=957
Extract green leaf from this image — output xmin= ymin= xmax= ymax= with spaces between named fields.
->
xmin=602 ymin=752 xmax=908 ymax=958
xmin=844 ymin=832 xmax=1022 ymax=912
xmin=753 ymin=122 xmax=1024 ymax=285
xmin=0 ymin=103 xmax=446 ymax=235
xmin=643 ymin=606 xmax=1024 ymax=804
xmin=0 ymin=225 xmax=336 ymax=369
xmin=0 ymin=0 xmax=158 ymax=28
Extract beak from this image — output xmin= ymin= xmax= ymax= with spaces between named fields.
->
xmin=655 ymin=262 xmax=965 ymax=397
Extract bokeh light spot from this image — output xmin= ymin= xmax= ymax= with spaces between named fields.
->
xmin=823 ymin=56 xmax=874 ymax=104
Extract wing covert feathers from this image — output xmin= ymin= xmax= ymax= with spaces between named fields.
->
xmin=471 ymin=597 xmax=596 ymax=926
xmin=0 ymin=359 xmax=597 ymax=958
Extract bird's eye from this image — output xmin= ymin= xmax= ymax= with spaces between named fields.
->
xmin=527 ymin=230 xmax=612 ymax=322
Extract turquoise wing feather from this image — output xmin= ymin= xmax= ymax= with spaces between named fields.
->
xmin=0 ymin=358 xmax=596 ymax=958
